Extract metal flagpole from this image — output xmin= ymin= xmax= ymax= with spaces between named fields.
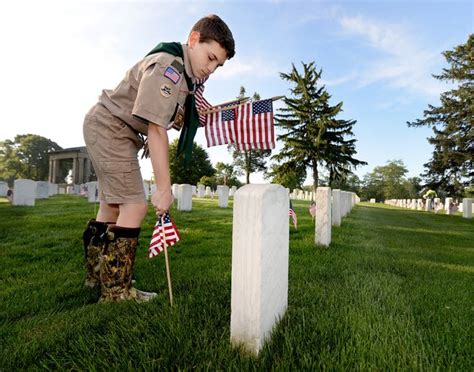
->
xmin=161 ymin=215 xmax=174 ymax=306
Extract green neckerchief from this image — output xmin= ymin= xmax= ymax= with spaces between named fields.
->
xmin=146 ymin=42 xmax=199 ymax=166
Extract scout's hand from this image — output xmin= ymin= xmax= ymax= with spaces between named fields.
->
xmin=152 ymin=189 xmax=174 ymax=216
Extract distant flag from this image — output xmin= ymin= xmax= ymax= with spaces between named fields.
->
xmin=148 ymin=212 xmax=180 ymax=258
xmin=289 ymin=200 xmax=297 ymax=230
xmin=309 ymin=201 xmax=317 ymax=218
xmin=235 ymin=99 xmax=275 ymax=151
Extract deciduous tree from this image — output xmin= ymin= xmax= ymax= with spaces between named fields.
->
xmin=0 ymin=134 xmax=62 ymax=184
xmin=169 ymin=139 xmax=214 ymax=185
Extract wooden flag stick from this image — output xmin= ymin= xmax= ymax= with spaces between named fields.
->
xmin=198 ymin=95 xmax=285 ymax=115
xmin=197 ymin=97 xmax=249 ymax=115
xmin=161 ymin=215 xmax=174 ymax=306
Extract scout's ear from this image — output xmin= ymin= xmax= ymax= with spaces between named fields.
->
xmin=188 ymin=31 xmax=201 ymax=47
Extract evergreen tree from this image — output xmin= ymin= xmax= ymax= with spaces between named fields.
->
xmin=273 ymin=62 xmax=365 ymax=191
xmin=230 ymin=88 xmax=271 ymax=184
xmin=407 ymin=34 xmax=473 ymax=196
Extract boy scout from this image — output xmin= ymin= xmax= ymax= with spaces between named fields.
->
xmin=82 ymin=15 xmax=235 ymax=303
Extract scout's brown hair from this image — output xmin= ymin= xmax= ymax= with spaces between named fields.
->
xmin=191 ymin=14 xmax=235 ymax=59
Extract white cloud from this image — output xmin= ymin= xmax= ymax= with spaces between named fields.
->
xmin=320 ymin=72 xmax=358 ymax=87
xmin=338 ymin=14 xmax=448 ymax=98
xmin=212 ymin=57 xmax=282 ymax=80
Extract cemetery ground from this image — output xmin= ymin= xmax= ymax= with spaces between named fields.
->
xmin=0 ymin=195 xmax=472 ymax=370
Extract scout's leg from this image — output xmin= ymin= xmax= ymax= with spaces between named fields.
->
xmin=83 ymin=203 xmax=119 ymax=288
xmin=96 ymin=202 xmax=119 ymax=223
xmin=83 ymin=219 xmax=109 ymax=288
xmin=116 ymin=202 xmax=148 ymax=228
xmin=99 ymin=224 xmax=157 ymax=303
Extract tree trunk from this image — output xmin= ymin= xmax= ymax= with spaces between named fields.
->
xmin=312 ymin=161 xmax=318 ymax=194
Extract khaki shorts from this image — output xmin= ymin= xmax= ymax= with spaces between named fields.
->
xmin=83 ymin=103 xmax=146 ymax=204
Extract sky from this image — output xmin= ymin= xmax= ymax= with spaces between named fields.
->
xmin=1 ymin=0 xmax=472 ymax=184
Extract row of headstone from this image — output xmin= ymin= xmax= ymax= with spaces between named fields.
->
xmin=316 ymin=188 xmax=359 ymax=246
xmin=5 ymin=179 xmax=102 ymax=206
xmin=384 ymin=197 xmax=472 ymax=218
xmin=290 ymin=189 xmax=314 ymax=201
xmin=8 ymin=179 xmax=66 ymax=206
xmin=171 ymin=183 xmax=237 ymax=200
xmin=171 ymin=183 xmax=234 ymax=211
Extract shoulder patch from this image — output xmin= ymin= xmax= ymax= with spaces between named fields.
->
xmin=164 ymin=66 xmax=181 ymax=84
xmin=171 ymin=59 xmax=184 ymax=73
xmin=160 ymin=84 xmax=172 ymax=98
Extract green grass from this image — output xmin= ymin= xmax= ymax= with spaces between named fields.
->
xmin=1 ymin=196 xmax=472 ymax=370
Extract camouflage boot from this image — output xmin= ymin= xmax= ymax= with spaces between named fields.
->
xmin=83 ymin=219 xmax=108 ymax=288
xmin=99 ymin=225 xmax=157 ymax=303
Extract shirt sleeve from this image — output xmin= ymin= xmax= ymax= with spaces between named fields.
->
xmin=132 ymin=59 xmax=183 ymax=129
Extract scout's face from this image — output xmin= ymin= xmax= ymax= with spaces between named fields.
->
xmin=188 ymin=31 xmax=228 ymax=79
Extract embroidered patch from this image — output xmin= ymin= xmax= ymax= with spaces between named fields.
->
xmin=160 ymin=84 xmax=172 ymax=98
xmin=164 ymin=66 xmax=181 ymax=84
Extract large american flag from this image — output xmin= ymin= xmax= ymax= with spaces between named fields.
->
xmin=204 ymin=98 xmax=275 ymax=151
xmin=234 ymin=99 xmax=275 ymax=151
xmin=194 ymin=77 xmax=211 ymax=127
xmin=204 ymin=105 xmax=236 ymax=147
xmin=148 ymin=212 xmax=181 ymax=258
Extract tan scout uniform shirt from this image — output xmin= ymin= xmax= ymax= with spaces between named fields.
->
xmin=100 ymin=44 xmax=195 ymax=135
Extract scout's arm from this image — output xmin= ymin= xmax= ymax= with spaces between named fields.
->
xmin=148 ymin=123 xmax=173 ymax=213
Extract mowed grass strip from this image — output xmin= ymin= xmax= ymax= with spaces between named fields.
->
xmin=0 ymin=196 xmax=472 ymax=370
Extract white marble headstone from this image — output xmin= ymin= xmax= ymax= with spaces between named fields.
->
xmin=316 ymin=187 xmax=332 ymax=246
xmin=197 ymin=184 xmax=205 ymax=198
xmin=48 ymin=183 xmax=58 ymax=196
xmin=172 ymin=184 xmax=179 ymax=198
xmin=332 ymin=189 xmax=341 ymax=227
xmin=86 ymin=181 xmax=99 ymax=203
xmin=230 ymin=184 xmax=288 ymax=355
xmin=0 ymin=181 xmax=8 ymax=197
xmin=177 ymin=184 xmax=192 ymax=211
xmin=35 ymin=181 xmax=50 ymax=199
xmin=445 ymin=197 xmax=453 ymax=215
xmin=13 ymin=179 xmax=36 ymax=206
xmin=217 ymin=185 xmax=229 ymax=208
xmin=462 ymin=198 xmax=472 ymax=219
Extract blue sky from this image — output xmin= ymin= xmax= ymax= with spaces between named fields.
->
xmin=1 ymin=0 xmax=472 ymax=184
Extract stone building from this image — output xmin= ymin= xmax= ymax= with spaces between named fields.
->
xmin=48 ymin=147 xmax=95 ymax=184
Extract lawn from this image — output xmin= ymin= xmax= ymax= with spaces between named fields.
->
xmin=0 ymin=195 xmax=472 ymax=370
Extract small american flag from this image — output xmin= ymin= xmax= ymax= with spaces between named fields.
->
xmin=148 ymin=212 xmax=181 ymax=258
xmin=289 ymin=200 xmax=297 ymax=230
